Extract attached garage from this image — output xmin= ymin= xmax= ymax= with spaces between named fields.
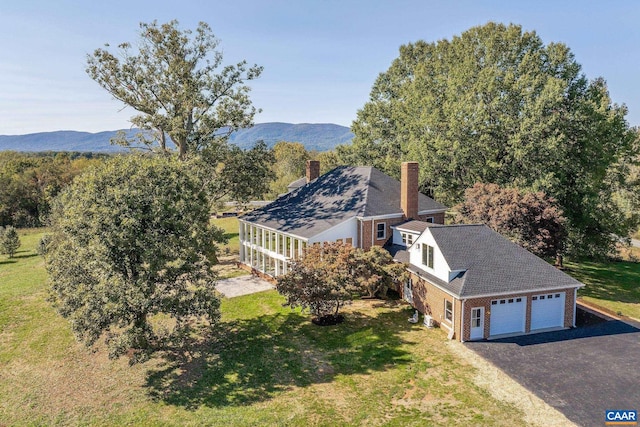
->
xmin=489 ymin=297 xmax=526 ymax=336
xmin=531 ymin=292 xmax=565 ymax=330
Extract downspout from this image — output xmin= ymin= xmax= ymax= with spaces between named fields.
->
xmin=371 ymin=220 xmax=374 ymax=248
xmin=575 ymin=288 xmax=579 ymax=327
xmin=449 ymin=298 xmax=456 ymax=340
xmin=460 ymin=299 xmax=466 ymax=343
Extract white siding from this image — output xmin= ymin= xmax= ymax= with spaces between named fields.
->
xmin=409 ymin=229 xmax=452 ymax=282
xmin=309 ymin=217 xmax=357 ymax=245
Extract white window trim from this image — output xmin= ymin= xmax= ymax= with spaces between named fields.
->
xmin=422 ymin=243 xmax=434 ymax=269
xmin=376 ymin=222 xmax=386 ymax=240
xmin=444 ymin=300 xmax=453 ymax=322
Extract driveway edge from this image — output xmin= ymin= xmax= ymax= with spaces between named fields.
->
xmin=446 ymin=340 xmax=576 ymax=427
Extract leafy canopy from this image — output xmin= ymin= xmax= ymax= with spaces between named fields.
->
xmin=46 ymin=155 xmax=223 ymax=363
xmin=455 ymin=183 xmax=566 ymax=258
xmin=276 ymin=241 xmax=360 ymax=319
xmin=86 ymin=20 xmax=263 ymax=159
xmin=346 ymin=22 xmax=638 ymax=256
xmin=276 ymin=242 xmax=407 ymax=320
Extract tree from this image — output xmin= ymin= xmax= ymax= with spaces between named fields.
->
xmin=0 ymin=226 xmax=20 ymax=258
xmin=276 ymin=242 xmax=360 ymax=324
xmin=46 ymin=155 xmax=223 ymax=363
xmin=86 ymin=20 xmax=263 ymax=159
xmin=191 ymin=140 xmax=275 ymax=205
xmin=455 ymin=183 xmax=566 ymax=260
xmin=348 ymin=22 xmax=638 ymax=256
xmin=355 ymin=246 xmax=407 ymax=298
xmin=267 ymin=141 xmax=310 ymax=197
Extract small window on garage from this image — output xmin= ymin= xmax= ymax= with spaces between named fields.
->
xmin=516 ymin=298 xmax=522 ymax=302
xmin=555 ymin=294 xmax=560 ymax=298
xmin=444 ymin=300 xmax=453 ymax=321
xmin=532 ymin=296 xmax=538 ymax=300
xmin=491 ymin=300 xmax=497 ymax=305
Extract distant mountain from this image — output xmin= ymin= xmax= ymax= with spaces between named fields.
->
xmin=0 ymin=123 xmax=353 ymax=153
xmin=228 ymin=122 xmax=353 ymax=151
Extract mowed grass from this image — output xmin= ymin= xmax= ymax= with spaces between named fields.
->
xmin=0 ymin=229 xmax=529 ymax=426
xmin=212 ymin=216 xmax=240 ymax=254
xmin=568 ymin=258 xmax=640 ymax=320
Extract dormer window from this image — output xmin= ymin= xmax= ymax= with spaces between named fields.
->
xmin=401 ymin=232 xmax=414 ymax=246
xmin=422 ymin=243 xmax=434 ymax=269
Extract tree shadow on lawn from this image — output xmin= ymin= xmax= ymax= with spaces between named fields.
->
xmin=145 ymin=308 xmax=415 ymax=409
xmin=0 ymin=252 xmax=38 ymax=265
xmin=572 ymin=260 xmax=640 ymax=304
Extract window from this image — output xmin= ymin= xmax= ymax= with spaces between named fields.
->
xmin=401 ymin=233 xmax=414 ymax=246
xmin=376 ymin=222 xmax=386 ymax=240
xmin=425 ymin=217 xmax=434 ymax=223
xmin=346 ymin=237 xmax=353 ymax=246
xmin=444 ymin=300 xmax=453 ymax=321
xmin=471 ymin=308 xmax=482 ymax=328
xmin=422 ymin=244 xmax=434 ymax=269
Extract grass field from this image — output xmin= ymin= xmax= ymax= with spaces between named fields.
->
xmin=3 ymin=228 xmax=638 ymax=425
xmin=569 ymin=258 xmax=640 ymax=320
xmin=0 ymin=229 xmax=539 ymax=426
xmin=212 ymin=217 xmax=240 ymax=255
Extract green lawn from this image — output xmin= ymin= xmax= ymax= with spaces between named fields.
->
xmin=0 ymin=228 xmax=532 ymax=426
xmin=568 ymin=259 xmax=640 ymax=320
xmin=212 ymin=216 xmax=240 ymax=254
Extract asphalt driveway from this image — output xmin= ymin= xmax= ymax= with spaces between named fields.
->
xmin=466 ymin=309 xmax=640 ymax=427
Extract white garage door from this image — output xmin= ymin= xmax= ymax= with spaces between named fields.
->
xmin=531 ymin=292 xmax=565 ymax=330
xmin=489 ymin=297 xmax=526 ymax=336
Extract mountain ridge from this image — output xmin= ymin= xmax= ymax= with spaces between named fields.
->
xmin=0 ymin=123 xmax=353 ymax=152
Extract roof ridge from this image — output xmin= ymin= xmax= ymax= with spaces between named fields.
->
xmin=360 ymin=166 xmax=374 ymax=217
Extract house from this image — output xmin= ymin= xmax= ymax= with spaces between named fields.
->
xmin=390 ymin=221 xmax=584 ymax=341
xmin=238 ymin=161 xmax=447 ymax=277
xmin=239 ymin=160 xmax=584 ymax=341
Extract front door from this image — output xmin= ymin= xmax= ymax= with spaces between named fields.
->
xmin=470 ymin=307 xmax=484 ymax=340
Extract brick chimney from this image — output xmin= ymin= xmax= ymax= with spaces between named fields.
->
xmin=401 ymin=161 xmax=419 ymax=220
xmin=306 ymin=160 xmax=320 ymax=183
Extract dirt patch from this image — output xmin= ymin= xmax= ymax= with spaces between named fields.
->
xmin=212 ymin=255 xmax=249 ymax=280
xmin=446 ymin=341 xmax=576 ymax=427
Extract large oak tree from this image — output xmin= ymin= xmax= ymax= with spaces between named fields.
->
xmin=87 ymin=20 xmax=263 ymax=159
xmin=346 ymin=22 xmax=638 ymax=257
xmin=46 ymin=155 xmax=223 ymax=363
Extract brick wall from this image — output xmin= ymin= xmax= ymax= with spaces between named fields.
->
xmin=403 ymin=271 xmax=577 ymax=342
xmin=418 ymin=212 xmax=445 ymax=224
xmin=359 ymin=217 xmax=407 ymax=250
xmin=405 ymin=272 xmax=456 ymax=334
xmin=461 ymin=287 xmax=577 ymax=341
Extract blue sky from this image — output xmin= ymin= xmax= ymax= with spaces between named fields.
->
xmin=1 ymin=0 xmax=639 ymax=134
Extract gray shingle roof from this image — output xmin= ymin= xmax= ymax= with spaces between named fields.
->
xmin=287 ymin=177 xmax=307 ymax=192
xmin=240 ymin=166 xmax=447 ymax=239
xmin=413 ymin=224 xmax=583 ymax=297
xmin=393 ymin=220 xmax=433 ymax=234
